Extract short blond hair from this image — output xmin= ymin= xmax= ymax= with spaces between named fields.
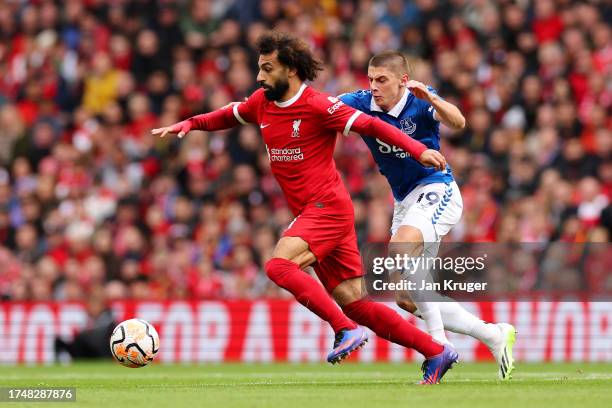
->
xmin=369 ymin=51 xmax=410 ymax=76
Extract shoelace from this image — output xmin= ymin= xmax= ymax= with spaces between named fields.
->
xmin=421 ymin=360 xmax=429 ymax=376
xmin=333 ymin=331 xmax=345 ymax=348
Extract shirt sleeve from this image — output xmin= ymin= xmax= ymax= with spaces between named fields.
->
xmin=312 ymin=93 xmax=365 ymax=136
xmin=338 ymin=91 xmax=363 ymax=110
xmin=422 ymin=86 xmax=441 ymax=122
xmin=313 ymin=91 xmax=428 ymax=158
xmin=233 ymin=88 xmax=264 ymax=125
xmin=189 ymin=107 xmax=239 ymax=131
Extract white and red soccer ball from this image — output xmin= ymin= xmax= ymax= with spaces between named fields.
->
xmin=109 ymin=319 xmax=160 ymax=368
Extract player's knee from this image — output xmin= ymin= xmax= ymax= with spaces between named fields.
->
xmin=264 ymin=258 xmax=290 ymax=282
xmin=396 ymin=298 xmax=417 ymax=313
xmin=391 ymin=225 xmax=424 ymax=244
xmin=390 ymin=226 xmax=424 ymax=257
xmin=293 ymin=250 xmax=317 ymax=269
xmin=332 ymin=278 xmax=366 ymax=306
xmin=264 ymin=259 xmax=277 ymax=280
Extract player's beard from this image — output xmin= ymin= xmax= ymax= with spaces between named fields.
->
xmin=260 ymin=78 xmax=290 ymax=101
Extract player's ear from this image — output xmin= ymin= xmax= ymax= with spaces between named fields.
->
xmin=287 ymin=67 xmax=298 ymax=78
xmin=400 ymin=73 xmax=409 ymax=87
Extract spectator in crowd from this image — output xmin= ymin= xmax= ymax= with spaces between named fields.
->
xmin=54 ymin=287 xmax=116 ymax=360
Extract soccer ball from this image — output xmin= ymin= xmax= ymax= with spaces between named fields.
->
xmin=109 ymin=319 xmax=160 ymax=368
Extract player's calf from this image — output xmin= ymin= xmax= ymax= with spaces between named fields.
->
xmin=264 ymin=258 xmax=357 ymax=334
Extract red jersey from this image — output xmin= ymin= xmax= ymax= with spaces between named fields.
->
xmin=232 ymin=85 xmax=364 ymax=215
xmin=186 ymin=83 xmax=428 ymax=215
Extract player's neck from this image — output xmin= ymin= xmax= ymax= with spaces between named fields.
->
xmin=382 ymin=88 xmax=406 ymax=112
xmin=279 ymin=80 xmax=304 ymax=103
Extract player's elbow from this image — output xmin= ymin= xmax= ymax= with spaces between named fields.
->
xmin=449 ymin=114 xmax=466 ymax=130
xmin=455 ymin=115 xmax=466 ymax=130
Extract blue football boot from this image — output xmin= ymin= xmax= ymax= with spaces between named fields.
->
xmin=326 ymin=326 xmax=368 ymax=364
xmin=419 ymin=344 xmax=459 ymax=384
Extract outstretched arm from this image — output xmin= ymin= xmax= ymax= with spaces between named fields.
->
xmin=151 ymin=105 xmax=239 ymax=138
xmin=152 ymin=90 xmax=263 ymax=138
xmin=350 ymin=113 xmax=447 ymax=171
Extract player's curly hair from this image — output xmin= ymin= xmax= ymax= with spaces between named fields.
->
xmin=256 ymin=31 xmax=323 ymax=81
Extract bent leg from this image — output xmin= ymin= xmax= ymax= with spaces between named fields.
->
xmin=265 ymin=236 xmax=356 ymax=333
xmin=332 ymin=278 xmax=443 ymax=358
xmin=391 ymin=224 xmax=449 ymax=344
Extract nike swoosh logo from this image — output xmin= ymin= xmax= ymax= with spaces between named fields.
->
xmin=260 ymin=123 xmax=270 ymax=128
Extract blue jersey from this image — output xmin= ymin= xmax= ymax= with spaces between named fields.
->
xmin=339 ymin=88 xmax=453 ymax=201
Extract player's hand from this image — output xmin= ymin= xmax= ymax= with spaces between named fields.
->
xmin=418 ymin=149 xmax=446 ymax=171
xmin=406 ymin=80 xmax=433 ymax=102
xmin=151 ymin=119 xmax=193 ymax=139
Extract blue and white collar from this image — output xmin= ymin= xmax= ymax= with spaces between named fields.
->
xmin=369 ymin=87 xmax=409 ymax=118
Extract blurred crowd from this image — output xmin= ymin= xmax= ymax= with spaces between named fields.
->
xmin=0 ymin=0 xmax=610 ymax=301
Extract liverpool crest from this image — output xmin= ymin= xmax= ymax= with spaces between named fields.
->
xmin=292 ymin=119 xmax=301 ymax=137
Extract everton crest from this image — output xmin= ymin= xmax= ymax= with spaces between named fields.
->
xmin=400 ymin=117 xmax=416 ymax=135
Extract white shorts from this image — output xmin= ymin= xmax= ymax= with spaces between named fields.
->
xmin=391 ymin=181 xmax=463 ymax=245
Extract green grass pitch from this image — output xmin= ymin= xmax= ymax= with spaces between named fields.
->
xmin=1 ymin=362 xmax=611 ymax=408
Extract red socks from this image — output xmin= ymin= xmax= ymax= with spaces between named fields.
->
xmin=342 ymin=298 xmax=444 ymax=358
xmin=265 ymin=258 xmax=356 ymax=333
xmin=265 ymin=258 xmax=443 ymax=357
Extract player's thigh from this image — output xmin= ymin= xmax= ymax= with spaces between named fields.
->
xmin=282 ymin=206 xmax=356 ymax=269
xmin=272 ymin=236 xmax=317 ymax=268
xmin=314 ymin=233 xmax=365 ymax=303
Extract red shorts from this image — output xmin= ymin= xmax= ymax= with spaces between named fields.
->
xmin=282 ymin=203 xmax=364 ymax=292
